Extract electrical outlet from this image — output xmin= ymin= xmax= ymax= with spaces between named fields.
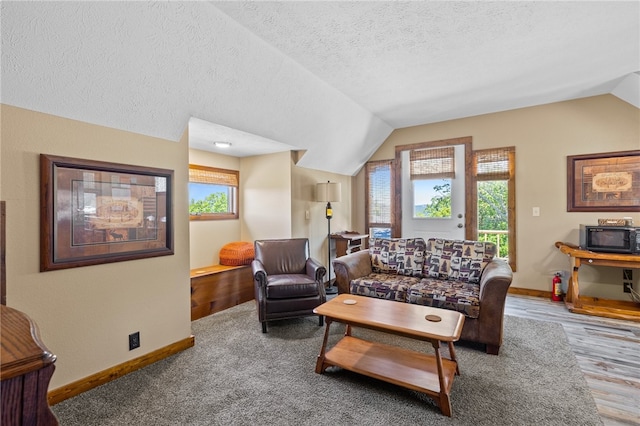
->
xmin=129 ymin=332 xmax=140 ymax=350
xmin=623 ymin=282 xmax=633 ymax=293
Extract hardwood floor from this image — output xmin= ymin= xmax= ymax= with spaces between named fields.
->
xmin=505 ymin=294 xmax=640 ymax=426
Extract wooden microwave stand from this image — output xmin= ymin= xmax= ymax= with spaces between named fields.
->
xmin=555 ymin=242 xmax=640 ymax=322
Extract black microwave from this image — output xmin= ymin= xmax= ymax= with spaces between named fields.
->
xmin=580 ymin=225 xmax=640 ymax=254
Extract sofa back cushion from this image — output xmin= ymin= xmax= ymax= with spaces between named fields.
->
xmin=369 ymin=237 xmax=426 ymax=277
xmin=424 ymin=239 xmax=496 ymax=283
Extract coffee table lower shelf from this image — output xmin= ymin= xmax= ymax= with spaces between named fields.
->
xmin=317 ymin=335 xmax=458 ymax=414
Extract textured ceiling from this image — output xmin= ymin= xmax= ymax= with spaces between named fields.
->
xmin=2 ymin=2 xmax=639 ymax=175
xmin=214 ymin=1 xmax=640 ymax=126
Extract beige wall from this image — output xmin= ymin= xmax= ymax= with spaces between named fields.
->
xmin=290 ymin=162 xmax=354 ymax=281
xmin=360 ymin=95 xmax=640 ymax=299
xmin=0 ymin=105 xmax=192 ymax=389
xmin=240 ymin=151 xmax=292 ymax=241
xmin=188 ymin=149 xmax=242 ymax=269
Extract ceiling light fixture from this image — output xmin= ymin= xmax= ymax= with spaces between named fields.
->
xmin=213 ymin=141 xmax=232 ymax=148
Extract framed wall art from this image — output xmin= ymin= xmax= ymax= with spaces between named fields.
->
xmin=40 ymin=154 xmax=174 ymax=271
xmin=567 ymin=150 xmax=640 ymax=212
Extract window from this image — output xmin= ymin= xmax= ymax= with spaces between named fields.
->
xmin=188 ymin=164 xmax=238 ymax=220
xmin=472 ymin=147 xmax=516 ymax=270
xmin=365 ymin=160 xmax=393 ymax=238
xmin=410 ymin=147 xmax=455 ymax=219
xmin=413 ymin=179 xmax=451 ymax=218
xmin=368 ymin=137 xmax=514 ymax=266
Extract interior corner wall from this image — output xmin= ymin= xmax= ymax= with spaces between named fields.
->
xmin=362 ymin=95 xmax=640 ymax=300
xmin=239 ymin=151 xmax=293 ymax=242
xmin=188 ymin=149 xmax=241 ymax=269
xmin=0 ymin=104 xmax=192 ymax=389
xmin=290 ymin=162 xmax=353 ymax=280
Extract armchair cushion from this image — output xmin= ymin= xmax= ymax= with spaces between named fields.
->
xmin=265 ymin=275 xmax=321 ymax=299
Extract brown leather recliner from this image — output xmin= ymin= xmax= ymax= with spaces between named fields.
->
xmin=252 ymin=238 xmax=327 ymax=333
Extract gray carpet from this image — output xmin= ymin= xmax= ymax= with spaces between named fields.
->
xmin=52 ymin=301 xmax=602 ymax=425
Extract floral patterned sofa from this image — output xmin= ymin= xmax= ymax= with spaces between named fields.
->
xmin=332 ymin=237 xmax=513 ymax=354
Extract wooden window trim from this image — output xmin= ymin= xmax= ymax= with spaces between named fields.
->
xmin=371 ymin=138 xmax=516 ymax=272
xmin=471 ymin=147 xmax=517 ymax=272
xmin=189 ymin=164 xmax=239 ymax=221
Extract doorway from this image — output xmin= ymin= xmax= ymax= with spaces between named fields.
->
xmin=392 ymin=137 xmax=472 ymax=240
xmin=401 ymin=144 xmax=466 ymax=240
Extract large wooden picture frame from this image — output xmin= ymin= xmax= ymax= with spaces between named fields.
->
xmin=40 ymin=155 xmax=174 ymax=271
xmin=567 ymin=150 xmax=640 ymax=212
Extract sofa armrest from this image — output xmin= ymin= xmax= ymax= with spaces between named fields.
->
xmin=478 ymin=258 xmax=513 ymax=302
xmin=473 ymin=258 xmax=513 ymax=351
xmin=332 ymin=250 xmax=372 ymax=294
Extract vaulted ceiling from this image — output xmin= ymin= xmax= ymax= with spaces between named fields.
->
xmin=2 ymin=2 xmax=638 ymax=175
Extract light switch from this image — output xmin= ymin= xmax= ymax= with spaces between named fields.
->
xmin=532 ymin=207 xmax=540 ymax=217
xmin=305 ymin=210 xmax=310 ymax=220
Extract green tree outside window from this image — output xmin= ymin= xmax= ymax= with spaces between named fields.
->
xmin=189 ymin=192 xmax=228 ymax=215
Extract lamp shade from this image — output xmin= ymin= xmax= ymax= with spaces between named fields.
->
xmin=316 ymin=181 xmax=341 ymax=202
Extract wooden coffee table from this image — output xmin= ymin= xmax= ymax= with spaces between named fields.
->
xmin=313 ymin=294 xmax=465 ymax=417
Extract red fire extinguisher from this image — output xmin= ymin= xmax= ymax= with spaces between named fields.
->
xmin=552 ymin=273 xmax=563 ymax=301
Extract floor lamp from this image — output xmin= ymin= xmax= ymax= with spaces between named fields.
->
xmin=317 ymin=181 xmax=341 ymax=295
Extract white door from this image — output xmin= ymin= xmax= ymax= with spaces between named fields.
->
xmin=401 ymin=145 xmax=466 ymax=240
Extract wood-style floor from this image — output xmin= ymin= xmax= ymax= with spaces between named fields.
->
xmin=504 ymin=294 xmax=640 ymax=426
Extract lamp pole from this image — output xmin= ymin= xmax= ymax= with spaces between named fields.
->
xmin=317 ymin=180 xmax=340 ymax=295
xmin=325 ymin=200 xmax=337 ymax=294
